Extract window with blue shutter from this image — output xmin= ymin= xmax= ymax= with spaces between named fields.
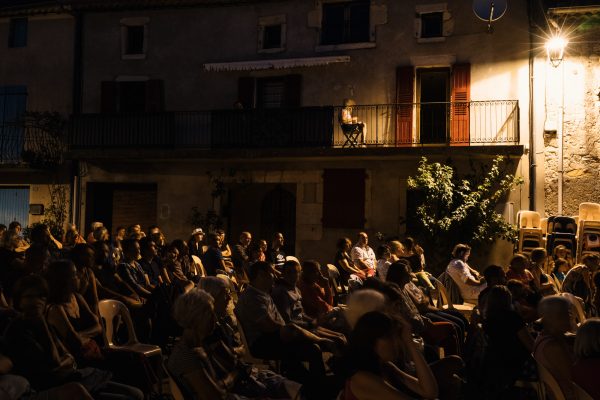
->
xmin=8 ymin=18 xmax=28 ymax=48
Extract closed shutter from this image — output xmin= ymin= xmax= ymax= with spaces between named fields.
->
xmin=112 ymin=185 xmax=157 ymax=233
xmin=450 ymin=63 xmax=470 ymax=145
xmin=145 ymin=79 xmax=164 ymax=112
xmin=283 ymin=74 xmax=302 ymax=108
xmin=395 ymin=66 xmax=414 ymax=145
xmin=322 ymin=169 xmax=366 ymax=229
xmin=100 ymin=81 xmax=118 ymax=113
xmin=238 ymin=77 xmax=255 ymax=109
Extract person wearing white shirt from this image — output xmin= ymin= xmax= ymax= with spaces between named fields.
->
xmin=446 ymin=243 xmax=486 ymax=303
xmin=351 ymin=232 xmax=376 ymax=277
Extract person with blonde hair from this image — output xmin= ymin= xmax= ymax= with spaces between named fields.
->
xmin=572 ymin=318 xmax=600 ymax=399
xmin=340 ymin=98 xmax=366 ymax=145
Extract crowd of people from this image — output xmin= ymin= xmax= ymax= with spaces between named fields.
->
xmin=0 ymin=220 xmax=598 ymax=400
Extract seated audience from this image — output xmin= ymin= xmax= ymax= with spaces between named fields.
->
xmin=188 ymin=228 xmax=205 ymax=258
xmin=268 ymin=233 xmax=286 ymax=270
xmin=480 ymin=286 xmax=534 ymax=399
xmin=231 ymin=231 xmax=252 ymax=280
xmin=476 ymin=264 xmax=507 ymax=319
xmin=168 ymin=288 xmax=297 ymax=399
xmin=386 ymin=260 xmax=468 ymax=346
xmin=534 ymin=295 xmax=577 ymax=400
xmin=200 ymin=232 xmax=229 ymax=277
xmin=552 ymin=258 xmax=569 ymax=284
xmin=138 ymin=238 xmax=163 ymax=287
xmin=445 ymin=244 xmax=486 ymax=304
xmin=272 ymin=260 xmax=346 ymax=344
xmin=351 ymin=232 xmax=376 ymax=278
xmin=376 ymin=245 xmax=392 ymax=281
xmin=70 ymin=244 xmax=100 ymax=316
xmin=341 ymin=311 xmax=438 ymax=400
xmin=234 ymin=261 xmax=332 ymax=384
xmin=5 ymin=274 xmax=143 ymax=399
xmin=505 ymin=253 xmax=534 ymax=287
xmin=572 ymin=318 xmax=600 ymax=399
xmin=298 ymin=260 xmax=334 ymax=320
xmin=529 ymin=248 xmax=556 ymax=295
xmin=335 ymin=237 xmax=367 ymax=282
xmin=162 ymin=244 xmax=194 ymax=292
xmin=562 ymin=253 xmax=600 ymax=306
xmin=506 ymin=279 xmax=539 ymax=322
xmin=45 ymin=260 xmax=103 ymax=366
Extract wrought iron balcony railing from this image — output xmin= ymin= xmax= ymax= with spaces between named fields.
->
xmin=68 ymin=100 xmax=519 ymax=150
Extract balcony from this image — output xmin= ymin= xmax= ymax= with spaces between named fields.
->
xmin=68 ymin=100 xmax=520 ymax=152
xmin=0 ymin=116 xmax=65 ymax=167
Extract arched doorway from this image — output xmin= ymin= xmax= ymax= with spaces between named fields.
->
xmin=260 ymin=185 xmax=296 ymax=255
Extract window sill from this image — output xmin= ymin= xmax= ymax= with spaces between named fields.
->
xmin=416 ymin=37 xmax=446 ymax=44
xmin=315 ymin=42 xmax=376 ymax=52
xmin=258 ymin=47 xmax=286 ymax=54
xmin=122 ymin=53 xmax=146 ymax=60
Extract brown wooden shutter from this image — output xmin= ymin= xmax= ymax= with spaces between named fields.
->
xmin=238 ymin=77 xmax=255 ymax=109
xmin=450 ymin=63 xmax=470 ymax=145
xmin=322 ymin=169 xmax=366 ymax=229
xmin=145 ymin=79 xmax=164 ymax=112
xmin=395 ymin=66 xmax=414 ymax=145
xmin=283 ymin=74 xmax=302 ymax=108
xmin=100 ymin=81 xmax=118 ymax=113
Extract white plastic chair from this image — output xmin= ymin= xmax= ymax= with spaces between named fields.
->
xmin=98 ymin=299 xmax=162 ymax=357
xmin=559 ymin=292 xmax=586 ymax=325
xmin=579 ymin=203 xmax=600 ymax=222
xmin=536 ymin=359 xmax=566 ymax=400
xmin=433 ymin=279 xmax=475 ymax=319
xmin=518 ymin=210 xmax=542 ymax=228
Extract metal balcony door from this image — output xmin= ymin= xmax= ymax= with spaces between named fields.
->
xmin=0 ymin=187 xmax=29 ymax=227
xmin=418 ymin=69 xmax=449 ymax=144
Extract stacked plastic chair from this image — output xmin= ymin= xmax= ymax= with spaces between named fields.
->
xmin=546 ymin=215 xmax=577 ymax=259
xmin=517 ymin=211 xmax=544 ymax=256
xmin=576 ymin=202 xmax=600 ymax=262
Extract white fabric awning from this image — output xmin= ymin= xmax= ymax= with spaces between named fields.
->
xmin=203 ymin=56 xmax=351 ymax=72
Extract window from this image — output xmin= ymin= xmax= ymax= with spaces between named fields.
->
xmin=8 ymin=18 xmax=27 ymax=48
xmin=321 ymin=1 xmax=370 ymax=45
xmin=414 ymin=4 xmax=452 ymax=42
xmin=263 ymin=25 xmax=282 ymax=49
xmin=420 ymin=12 xmax=443 ymax=38
xmin=238 ymin=75 xmax=302 ymax=109
xmin=258 ymin=15 xmax=286 ymax=53
xmin=125 ymin=26 xmax=145 ymax=55
xmin=120 ymin=17 xmax=149 ymax=59
xmin=100 ymin=79 xmax=164 ymax=113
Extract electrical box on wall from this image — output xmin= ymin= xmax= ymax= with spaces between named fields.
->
xmin=29 ymin=204 xmax=44 ymax=215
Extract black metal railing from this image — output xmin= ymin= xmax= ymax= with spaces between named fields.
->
xmin=68 ymin=101 xmax=519 ymax=150
xmin=0 ymin=121 xmax=65 ymax=166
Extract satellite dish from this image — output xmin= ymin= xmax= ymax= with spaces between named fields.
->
xmin=473 ymin=0 xmax=507 ymax=33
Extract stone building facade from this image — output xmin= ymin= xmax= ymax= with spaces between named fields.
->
xmin=542 ymin=6 xmax=600 ymax=217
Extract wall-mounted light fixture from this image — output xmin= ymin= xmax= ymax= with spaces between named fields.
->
xmin=546 ymin=35 xmax=568 ymax=68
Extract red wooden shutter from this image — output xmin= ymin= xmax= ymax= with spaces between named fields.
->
xmin=284 ymin=74 xmax=302 ymax=108
xmin=450 ymin=63 xmax=470 ymax=145
xmin=322 ymin=169 xmax=366 ymax=229
xmin=395 ymin=66 xmax=414 ymax=145
xmin=100 ymin=81 xmax=118 ymax=113
xmin=238 ymin=77 xmax=255 ymax=109
xmin=145 ymin=79 xmax=164 ymax=112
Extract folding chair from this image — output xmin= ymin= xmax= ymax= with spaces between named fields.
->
xmin=340 ymin=124 xmax=363 ymax=148
xmin=433 ymin=278 xmax=475 ymax=319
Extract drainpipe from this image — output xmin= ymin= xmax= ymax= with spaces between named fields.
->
xmin=71 ymin=10 xmax=84 ymax=228
xmin=527 ymin=0 xmax=536 ymax=212
xmin=557 ymin=63 xmax=564 ymax=215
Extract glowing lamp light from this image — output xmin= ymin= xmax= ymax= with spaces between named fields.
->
xmin=546 ymin=36 xmax=568 ymax=68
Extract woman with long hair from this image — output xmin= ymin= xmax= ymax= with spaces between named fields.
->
xmin=342 ymin=311 xmax=438 ymax=399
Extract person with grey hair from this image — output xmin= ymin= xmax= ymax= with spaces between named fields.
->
xmin=572 ymin=318 xmax=600 ymax=399
xmin=168 ymin=288 xmax=296 ymax=399
xmin=533 ymin=295 xmax=576 ymax=400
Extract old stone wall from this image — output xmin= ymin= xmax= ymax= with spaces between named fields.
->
xmin=544 ymin=38 xmax=600 ymax=217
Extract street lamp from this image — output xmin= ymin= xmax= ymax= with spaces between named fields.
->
xmin=546 ymin=34 xmax=567 ymax=215
xmin=546 ymin=36 xmax=568 ymax=67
